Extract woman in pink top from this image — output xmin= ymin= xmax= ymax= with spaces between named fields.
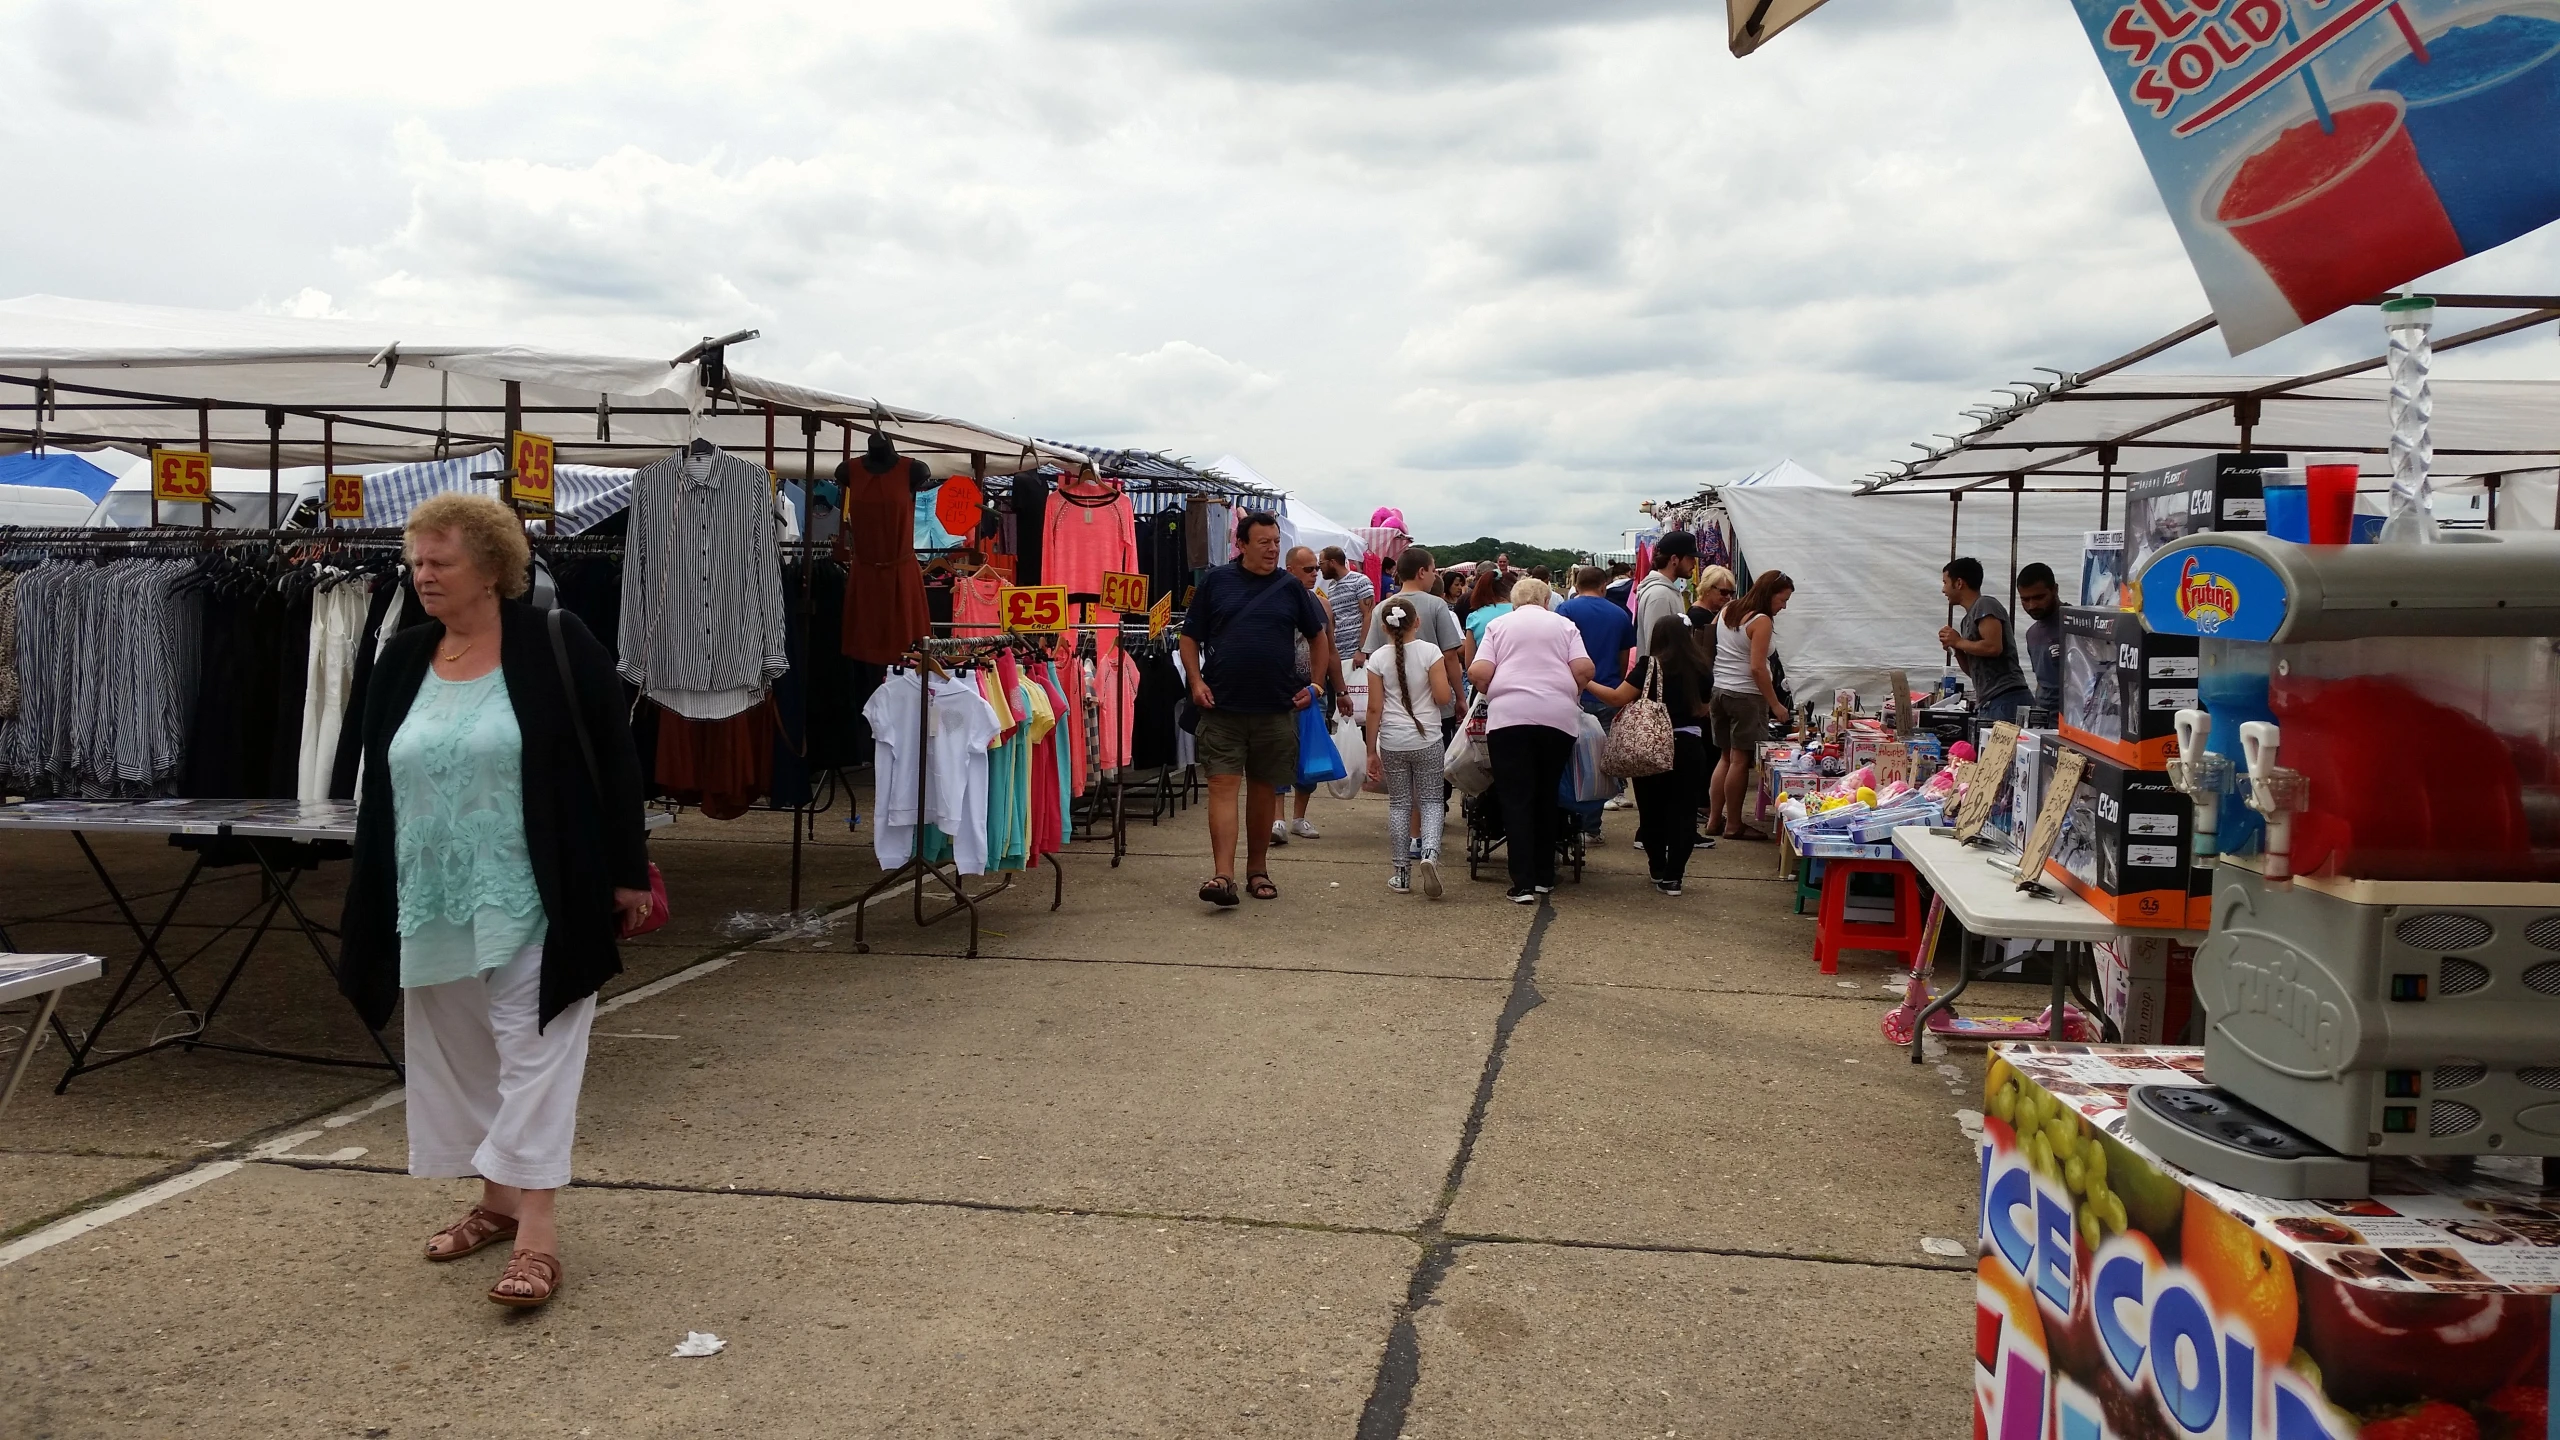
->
xmin=1466 ymin=579 xmax=1593 ymax=903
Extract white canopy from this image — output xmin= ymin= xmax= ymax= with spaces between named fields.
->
xmin=0 ymin=295 xmax=1082 ymax=483
xmin=1718 ymin=461 xmax=2093 ymax=705
xmin=1884 ymin=373 xmax=2560 ymax=491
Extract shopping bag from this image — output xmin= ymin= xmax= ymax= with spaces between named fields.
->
xmin=1600 ymin=664 xmax=1673 ymax=778
xmin=1444 ymin=697 xmax=1494 ymax=797
xmin=1324 ymin=715 xmax=1366 ymax=801
xmin=1566 ymin=711 xmax=1607 ymax=803
xmin=1295 ymin=701 xmax=1348 ymax=789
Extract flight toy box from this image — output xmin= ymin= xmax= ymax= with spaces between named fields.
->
xmin=2119 ymin=454 xmax=2283 ymax=610
xmin=2040 ymin=742 xmax=2202 ymax=929
xmin=2060 ymin=606 xmax=2200 ymax=770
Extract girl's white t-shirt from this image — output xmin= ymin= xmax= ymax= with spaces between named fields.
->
xmin=1364 ymin=639 xmax=1446 ymax=752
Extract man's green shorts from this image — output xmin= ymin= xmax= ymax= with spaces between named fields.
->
xmin=1195 ymin=709 xmax=1299 ymax=786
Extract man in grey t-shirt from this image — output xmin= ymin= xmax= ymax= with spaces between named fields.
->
xmin=1361 ymin=546 xmax=1466 ymax=724
xmin=1631 ymin=529 xmax=1698 ymax=658
xmin=1938 ymin=556 xmax=2031 ymax=723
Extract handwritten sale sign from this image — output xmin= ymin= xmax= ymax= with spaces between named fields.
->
xmin=2068 ymin=0 xmax=2560 ymax=351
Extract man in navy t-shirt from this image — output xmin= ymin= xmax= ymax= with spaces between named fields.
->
xmin=1180 ymin=512 xmax=1333 ymax=908
xmin=1555 ymin=565 xmax=1638 ymax=838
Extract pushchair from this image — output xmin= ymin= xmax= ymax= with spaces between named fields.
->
xmin=1461 ymin=789 xmax=1588 ymax=885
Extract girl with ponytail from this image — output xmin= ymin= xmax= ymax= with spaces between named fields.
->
xmin=1363 ymin=598 xmax=1456 ymax=897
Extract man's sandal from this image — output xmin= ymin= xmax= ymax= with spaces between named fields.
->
xmin=1199 ymin=875 xmax=1240 ymax=908
xmin=424 ymin=1207 xmax=518 ymax=1262
xmin=488 ymin=1249 xmax=562 ymax=1308
xmin=1246 ymin=872 xmax=1279 ymax=900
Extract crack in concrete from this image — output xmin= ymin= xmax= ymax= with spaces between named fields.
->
xmin=1354 ymin=898 xmax=1551 ymax=1440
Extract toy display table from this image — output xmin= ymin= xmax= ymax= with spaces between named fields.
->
xmin=0 ymin=953 xmax=101 ymax=1120
xmin=1979 ymin=1042 xmax=2560 ymax=1440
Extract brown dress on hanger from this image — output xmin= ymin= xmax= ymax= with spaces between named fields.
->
xmin=839 ymin=457 xmax=933 ymax=663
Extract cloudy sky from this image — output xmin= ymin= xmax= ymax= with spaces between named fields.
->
xmin=9 ymin=0 xmax=2560 ymax=549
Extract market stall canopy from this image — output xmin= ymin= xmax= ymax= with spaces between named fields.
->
xmin=1729 ymin=457 xmax=1845 ymax=489
xmin=1867 ymin=301 xmax=2560 ymax=495
xmin=1728 ymin=0 xmax=1831 ymax=55
xmin=0 ymin=295 xmax=1084 ymax=481
xmin=1208 ymin=454 xmax=1364 ymax=562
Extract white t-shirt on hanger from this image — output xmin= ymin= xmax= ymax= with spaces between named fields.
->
xmin=862 ymin=670 xmax=1003 ymax=874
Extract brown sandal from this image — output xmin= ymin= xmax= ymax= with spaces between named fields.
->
xmin=1199 ymin=875 xmax=1239 ymax=908
xmin=425 ymin=1206 xmax=518 ymax=1262
xmin=1246 ymin=872 xmax=1278 ymax=900
xmin=488 ymin=1248 xmax=561 ymax=1308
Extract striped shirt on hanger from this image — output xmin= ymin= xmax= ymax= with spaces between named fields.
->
xmin=617 ymin=445 xmax=790 ymax=704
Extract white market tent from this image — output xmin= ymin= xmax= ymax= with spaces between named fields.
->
xmin=1716 ymin=461 xmax=2089 ymax=704
xmin=1209 ymin=454 xmax=1365 ymax=562
xmin=0 ymin=295 xmax=1087 ymax=527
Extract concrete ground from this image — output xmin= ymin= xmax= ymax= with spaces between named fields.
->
xmin=0 ymin=778 xmax=2049 ymax=1438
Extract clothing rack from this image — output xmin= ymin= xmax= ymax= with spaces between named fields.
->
xmin=849 ymin=634 xmax=1066 ymax=959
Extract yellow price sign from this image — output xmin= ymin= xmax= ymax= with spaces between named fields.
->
xmin=326 ymin=473 xmax=365 ymax=520
xmin=1000 ymin=584 xmax=1069 ymax=634
xmin=1148 ymin=592 xmax=1172 ymax=640
xmin=509 ymin=430 xmax=556 ymax=511
xmin=150 ymin=448 xmax=214 ymax=505
xmin=1098 ymin=570 xmax=1150 ymax=613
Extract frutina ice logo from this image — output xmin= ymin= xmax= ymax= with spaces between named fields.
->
xmin=2175 ymin=556 xmax=2239 ymax=634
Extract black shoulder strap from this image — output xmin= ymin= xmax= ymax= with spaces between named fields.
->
xmin=549 ymin=607 xmax=604 ymax=803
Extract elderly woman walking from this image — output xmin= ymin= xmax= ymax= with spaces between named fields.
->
xmin=340 ymin=493 xmax=653 ymax=1310
xmin=1467 ymin=578 xmax=1592 ymax=904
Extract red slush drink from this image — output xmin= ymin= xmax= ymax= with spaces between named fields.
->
xmin=2209 ymin=96 xmax=2465 ymax=325
xmin=2305 ymin=462 xmax=2357 ymax=543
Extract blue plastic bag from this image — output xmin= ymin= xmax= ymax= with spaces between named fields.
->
xmin=1295 ymin=699 xmax=1348 ymax=788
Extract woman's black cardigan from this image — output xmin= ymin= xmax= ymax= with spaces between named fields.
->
xmin=338 ymin=600 xmax=650 ymax=1032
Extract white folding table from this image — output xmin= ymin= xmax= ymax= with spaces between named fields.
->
xmin=1891 ymin=825 xmax=2206 ymax=1065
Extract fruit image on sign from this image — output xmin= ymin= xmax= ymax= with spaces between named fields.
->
xmin=1098 ymin=571 xmax=1149 ymax=613
xmin=1977 ymin=1045 xmax=2556 ymax=1440
xmin=999 ymin=585 xmax=1068 ymax=634
xmin=509 ymin=430 xmax=555 ymax=510
xmin=326 ymin=474 xmax=364 ymax=520
xmin=150 ymin=449 xmax=213 ymax=504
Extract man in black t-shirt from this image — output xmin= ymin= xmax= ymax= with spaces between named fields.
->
xmin=1180 ymin=512 xmax=1333 ymax=908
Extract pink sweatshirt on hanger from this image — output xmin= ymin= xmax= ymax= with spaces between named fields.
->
xmin=1042 ymin=480 xmax=1138 ymax=600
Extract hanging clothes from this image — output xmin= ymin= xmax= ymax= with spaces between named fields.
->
xmin=839 ymin=449 xmax=936 ymax=664
xmin=1008 ymin=471 xmax=1051 ymax=586
xmin=863 ymin=668 xmax=1002 ymax=874
xmin=1042 ymin=471 xmax=1138 ymax=601
xmin=296 ymin=574 xmax=373 ymax=800
xmin=1141 ymin=506 xmax=1188 ymax=603
xmin=655 ymin=701 xmax=774 ymax=821
xmin=952 ymin=569 xmax=1006 ymax=638
xmin=1127 ymin=647 xmax=1183 ymax=771
xmin=1 ymin=557 xmax=201 ymax=798
xmin=618 ymin=444 xmax=790 ymax=720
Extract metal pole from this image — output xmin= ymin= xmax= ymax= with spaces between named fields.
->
xmin=266 ymin=407 xmax=283 ymax=528
xmin=2488 ymin=472 xmax=2502 ymax=530
xmin=198 ymin=402 xmax=212 ymax=533
xmin=791 ymin=410 xmax=819 ymax=913
xmin=2097 ymin=444 xmax=2117 ymax=531
xmin=1946 ymin=491 xmax=1961 ymax=665
xmin=2007 ymin=474 xmax=2022 ymax=619
xmin=323 ymin=417 xmax=335 ymax=530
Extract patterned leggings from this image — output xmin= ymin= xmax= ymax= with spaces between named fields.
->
xmin=1380 ymin=743 xmax=1446 ymax=866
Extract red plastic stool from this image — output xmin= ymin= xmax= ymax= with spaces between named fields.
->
xmin=1814 ymin=857 xmax=1925 ymax=974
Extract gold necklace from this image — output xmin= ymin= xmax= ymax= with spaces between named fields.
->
xmin=438 ymin=636 xmax=477 ymax=664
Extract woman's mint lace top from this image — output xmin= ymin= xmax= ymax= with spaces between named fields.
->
xmin=388 ymin=668 xmax=547 ymax=988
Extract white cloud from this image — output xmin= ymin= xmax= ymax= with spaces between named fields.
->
xmin=0 ymin=0 xmax=2553 ymax=549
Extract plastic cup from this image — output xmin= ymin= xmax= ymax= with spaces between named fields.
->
xmin=2368 ymin=9 xmax=2560 ymax=253
xmin=2263 ymin=480 xmax=2310 ymax=542
xmin=2206 ymin=93 xmax=2466 ymax=325
xmin=2305 ymin=463 xmax=2358 ymax=543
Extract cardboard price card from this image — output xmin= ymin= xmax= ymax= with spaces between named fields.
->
xmin=150 ymin=449 xmax=213 ymax=505
xmin=509 ymin=431 xmax=555 ymax=510
xmin=326 ymin=473 xmax=364 ymax=521
xmin=1147 ymin=592 xmax=1172 ymax=640
xmin=999 ymin=585 xmax=1069 ymax=634
xmin=1952 ymin=721 xmax=2021 ymax=845
xmin=2013 ymin=747 xmax=2087 ymax=892
xmin=1098 ymin=571 xmax=1149 ymax=613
